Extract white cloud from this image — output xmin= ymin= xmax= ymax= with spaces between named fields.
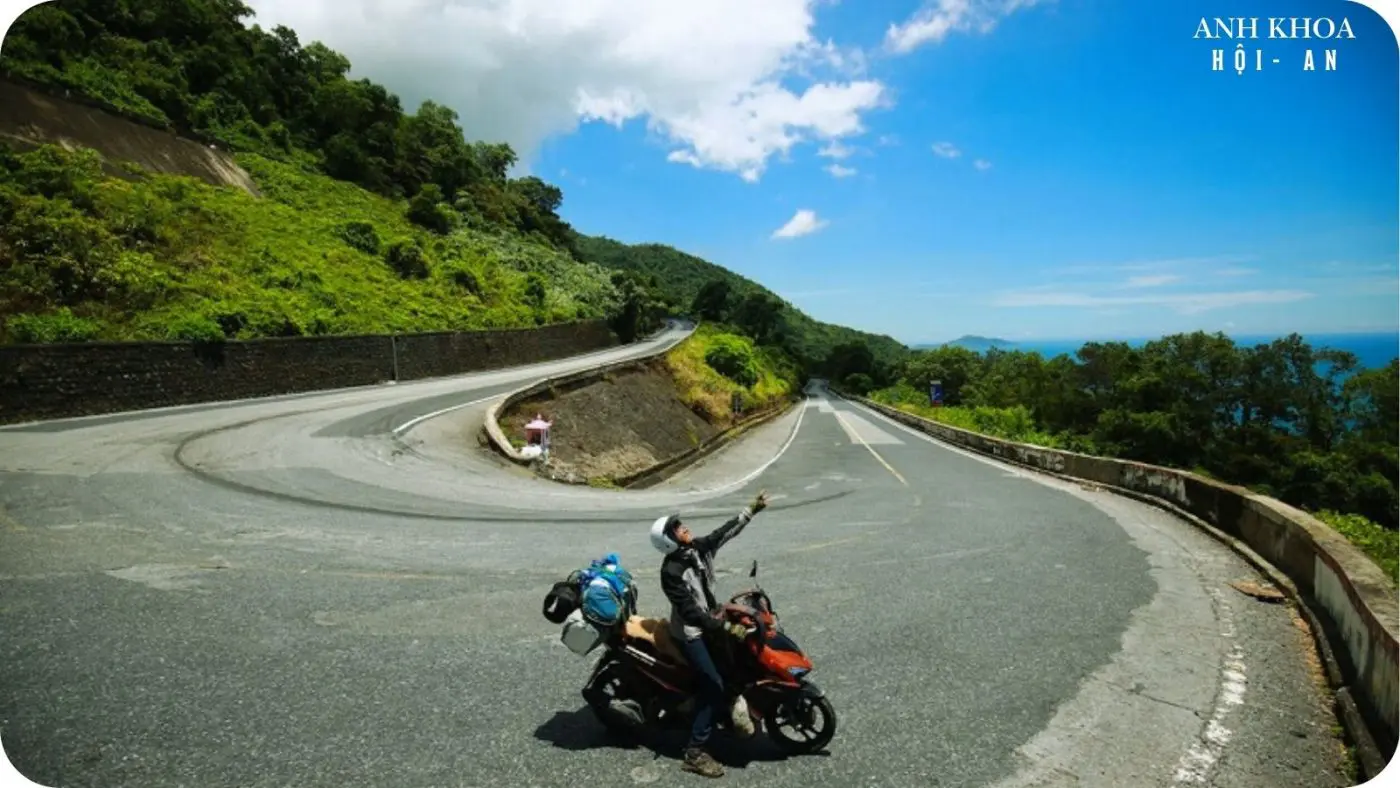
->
xmin=818 ymin=141 xmax=855 ymax=159
xmin=243 ymin=0 xmax=889 ymax=182
xmin=886 ymin=0 xmax=1049 ymax=54
xmin=993 ymin=289 xmax=1313 ymax=315
xmin=1054 ymin=254 xmax=1258 ymax=277
xmin=1120 ymin=274 xmax=1182 ymax=288
xmin=825 ymin=163 xmax=857 ymax=178
xmin=973 ymin=158 xmax=992 ymax=170
xmin=772 ymin=209 xmax=828 ymax=239
xmin=932 ymin=141 xmax=962 ymax=158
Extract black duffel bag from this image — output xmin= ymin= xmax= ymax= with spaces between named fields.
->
xmin=542 ymin=571 xmax=583 ymax=624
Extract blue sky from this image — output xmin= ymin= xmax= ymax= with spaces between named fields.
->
xmin=528 ymin=0 xmax=1398 ymax=344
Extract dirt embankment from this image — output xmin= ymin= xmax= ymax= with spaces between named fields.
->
xmin=0 ymin=76 xmax=258 ymax=194
xmin=498 ymin=358 xmax=726 ymax=483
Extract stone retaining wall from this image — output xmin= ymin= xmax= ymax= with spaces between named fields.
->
xmin=0 ymin=320 xmax=617 ymax=424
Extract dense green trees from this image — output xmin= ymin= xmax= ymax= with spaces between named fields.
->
xmin=873 ymin=334 xmax=1399 ymax=531
xmin=605 ymin=270 xmax=675 ymax=343
xmin=1 ymin=0 xmax=575 ymax=249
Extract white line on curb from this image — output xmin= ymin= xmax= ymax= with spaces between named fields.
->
xmin=391 ymin=394 xmax=499 ymax=436
xmin=677 ymin=394 xmax=809 ymax=496
xmin=389 ymin=330 xmax=691 ymax=438
xmin=1172 ymin=589 xmax=1246 ymax=784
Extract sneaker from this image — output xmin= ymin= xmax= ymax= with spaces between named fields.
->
xmin=682 ymin=747 xmax=725 ymax=778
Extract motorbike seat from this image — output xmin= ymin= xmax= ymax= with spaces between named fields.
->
xmin=623 ymin=616 xmax=687 ymax=665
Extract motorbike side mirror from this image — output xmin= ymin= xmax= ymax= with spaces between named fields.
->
xmin=749 ymin=560 xmax=758 ymax=578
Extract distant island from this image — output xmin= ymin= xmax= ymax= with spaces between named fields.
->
xmin=915 ymin=335 xmax=1017 ymax=352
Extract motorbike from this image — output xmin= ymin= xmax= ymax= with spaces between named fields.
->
xmin=579 ymin=559 xmax=836 ymax=755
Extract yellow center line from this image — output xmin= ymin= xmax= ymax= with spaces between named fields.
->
xmin=830 ymin=408 xmax=908 ymax=486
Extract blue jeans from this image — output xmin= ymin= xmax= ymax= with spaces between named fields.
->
xmin=682 ymin=636 xmax=727 ymax=748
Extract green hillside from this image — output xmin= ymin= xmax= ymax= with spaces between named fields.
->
xmin=0 ymin=143 xmax=619 ymax=342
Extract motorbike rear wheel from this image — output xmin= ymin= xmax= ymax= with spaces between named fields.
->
xmin=763 ymin=694 xmax=836 ymax=755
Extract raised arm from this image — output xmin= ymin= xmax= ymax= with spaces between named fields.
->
xmin=691 ymin=491 xmax=769 ymax=555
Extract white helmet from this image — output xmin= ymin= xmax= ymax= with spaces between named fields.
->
xmin=650 ymin=514 xmax=682 ymax=554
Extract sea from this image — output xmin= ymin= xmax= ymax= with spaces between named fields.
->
xmin=975 ymin=332 xmax=1399 ymax=372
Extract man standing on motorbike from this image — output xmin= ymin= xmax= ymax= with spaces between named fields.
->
xmin=650 ymin=490 xmax=769 ymax=778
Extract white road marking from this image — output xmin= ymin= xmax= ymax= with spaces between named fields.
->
xmin=831 ymin=408 xmax=863 ymax=443
xmin=830 ymin=407 xmax=907 ymax=486
xmin=848 ymin=399 xmax=1038 ymax=480
xmin=391 ymin=394 xmax=502 ymax=436
xmin=678 ymin=395 xmax=809 ymax=497
xmin=832 ymin=411 xmax=904 ymax=445
xmin=1172 ymin=589 xmax=1246 ymax=784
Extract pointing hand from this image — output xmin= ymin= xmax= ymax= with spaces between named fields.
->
xmin=751 ymin=490 xmax=769 ymax=514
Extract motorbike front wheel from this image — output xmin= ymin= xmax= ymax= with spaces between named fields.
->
xmin=763 ymin=693 xmax=837 ymax=754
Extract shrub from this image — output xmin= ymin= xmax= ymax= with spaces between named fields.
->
xmin=440 ymin=262 xmax=482 ymax=295
xmin=705 ymin=335 xmax=760 ymax=388
xmin=843 ymin=372 xmax=874 ymax=395
xmin=385 ymin=238 xmax=429 ymax=279
xmin=525 ymin=272 xmax=547 ymax=309
xmin=6 ymin=309 xmax=102 ymax=343
xmin=406 ymin=184 xmax=452 ymax=234
xmin=664 ymin=326 xmax=798 ymax=423
xmin=164 ymin=313 xmax=226 ymax=342
xmin=1314 ymin=510 xmax=1398 ymax=586
xmin=338 ymin=221 xmax=380 ymax=255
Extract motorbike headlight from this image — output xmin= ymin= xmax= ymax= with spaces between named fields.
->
xmin=787 ymin=666 xmax=809 ymax=677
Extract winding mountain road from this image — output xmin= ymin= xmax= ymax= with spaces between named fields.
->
xmin=0 ymin=330 xmax=1350 ymax=787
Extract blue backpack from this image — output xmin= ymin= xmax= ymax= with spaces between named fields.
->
xmin=578 ymin=553 xmax=636 ymax=628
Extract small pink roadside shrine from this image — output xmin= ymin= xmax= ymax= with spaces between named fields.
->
xmin=521 ymin=414 xmax=552 ymax=459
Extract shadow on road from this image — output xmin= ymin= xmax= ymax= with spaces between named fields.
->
xmin=533 ymin=707 xmax=829 ymax=769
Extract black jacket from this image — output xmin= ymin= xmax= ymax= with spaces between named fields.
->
xmin=660 ymin=507 xmax=754 ymax=641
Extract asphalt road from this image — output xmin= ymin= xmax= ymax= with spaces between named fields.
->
xmin=0 ymin=333 xmax=1351 ymax=787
